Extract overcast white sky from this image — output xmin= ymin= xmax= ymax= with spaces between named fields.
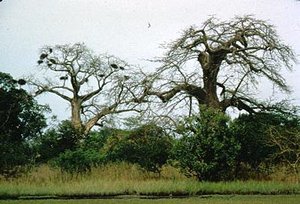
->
xmin=1 ymin=0 xmax=300 ymax=120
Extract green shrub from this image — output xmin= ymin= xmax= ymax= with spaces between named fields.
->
xmin=36 ymin=120 xmax=82 ymax=163
xmin=38 ymin=126 xmax=116 ymax=174
xmin=54 ymin=148 xmax=103 ymax=174
xmin=50 ymin=128 xmax=116 ymax=174
xmin=230 ymin=111 xmax=299 ymax=177
xmin=103 ymin=124 xmax=173 ymax=173
xmin=173 ymin=107 xmax=240 ymax=181
xmin=82 ymin=128 xmax=113 ymax=151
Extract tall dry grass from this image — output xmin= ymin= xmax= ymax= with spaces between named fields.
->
xmin=0 ymin=163 xmax=299 ymax=198
xmin=8 ymin=163 xmax=186 ymax=184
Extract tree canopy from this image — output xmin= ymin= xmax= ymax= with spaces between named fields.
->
xmin=148 ymin=16 xmax=296 ymax=117
xmin=0 ymin=72 xmax=47 ymax=176
xmin=29 ymin=43 xmax=149 ymax=134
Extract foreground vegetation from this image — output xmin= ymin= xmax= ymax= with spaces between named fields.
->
xmin=0 ymin=164 xmax=299 ymax=200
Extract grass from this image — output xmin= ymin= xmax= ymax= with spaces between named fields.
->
xmin=0 ymin=163 xmax=299 ymax=200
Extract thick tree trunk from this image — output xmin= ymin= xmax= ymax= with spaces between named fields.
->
xmin=198 ymin=52 xmax=223 ymax=110
xmin=71 ymin=99 xmax=83 ymax=133
xmin=203 ymin=72 xmax=220 ymax=109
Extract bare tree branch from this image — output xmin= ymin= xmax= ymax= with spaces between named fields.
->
xmin=28 ymin=43 xmax=151 ymax=134
xmin=149 ymin=15 xmax=296 ymax=118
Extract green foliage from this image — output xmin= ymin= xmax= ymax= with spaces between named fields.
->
xmin=36 ymin=120 xmax=82 ymax=163
xmin=231 ymin=114 xmax=276 ymax=171
xmin=103 ymin=124 xmax=173 ymax=173
xmin=47 ymin=127 xmax=112 ymax=173
xmin=54 ymin=149 xmax=103 ymax=174
xmin=0 ymin=72 xmax=47 ymax=177
xmin=231 ymin=111 xmax=300 ymax=176
xmin=173 ymin=107 xmax=240 ymax=181
xmin=82 ymin=128 xmax=113 ymax=151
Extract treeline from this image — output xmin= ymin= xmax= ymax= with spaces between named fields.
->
xmin=38 ymin=108 xmax=300 ymax=181
xmin=1 ymin=72 xmax=299 ymax=181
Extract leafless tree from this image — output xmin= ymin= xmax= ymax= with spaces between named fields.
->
xmin=29 ymin=43 xmax=149 ymax=135
xmin=148 ymin=16 xmax=296 ymax=117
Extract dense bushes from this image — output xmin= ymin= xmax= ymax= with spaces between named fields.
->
xmin=231 ymin=111 xmax=300 ymax=178
xmin=36 ymin=123 xmax=173 ymax=174
xmin=2 ymin=70 xmax=299 ymax=181
xmin=36 ymin=120 xmax=82 ymax=163
xmin=54 ymin=149 xmax=102 ymax=174
xmin=173 ymin=107 xmax=240 ymax=181
xmin=32 ymin=109 xmax=300 ymax=181
xmin=36 ymin=123 xmax=111 ymax=174
xmin=230 ymin=113 xmax=278 ymax=175
xmin=103 ymin=123 xmax=173 ymax=173
xmin=52 ymin=128 xmax=112 ymax=174
xmin=268 ymin=126 xmax=300 ymax=175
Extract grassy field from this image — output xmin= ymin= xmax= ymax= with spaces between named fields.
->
xmin=0 ymin=195 xmax=300 ymax=204
xmin=0 ymin=164 xmax=299 ymax=199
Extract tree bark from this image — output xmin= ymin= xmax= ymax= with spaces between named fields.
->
xmin=198 ymin=51 xmax=223 ymax=110
xmin=71 ymin=99 xmax=83 ymax=133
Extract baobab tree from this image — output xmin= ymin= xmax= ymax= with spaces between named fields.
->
xmin=148 ymin=16 xmax=296 ymax=116
xmin=29 ymin=43 xmax=149 ymax=135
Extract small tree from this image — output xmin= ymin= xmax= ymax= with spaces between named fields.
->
xmin=173 ymin=107 xmax=240 ymax=181
xmin=0 ymin=72 xmax=47 ymax=177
